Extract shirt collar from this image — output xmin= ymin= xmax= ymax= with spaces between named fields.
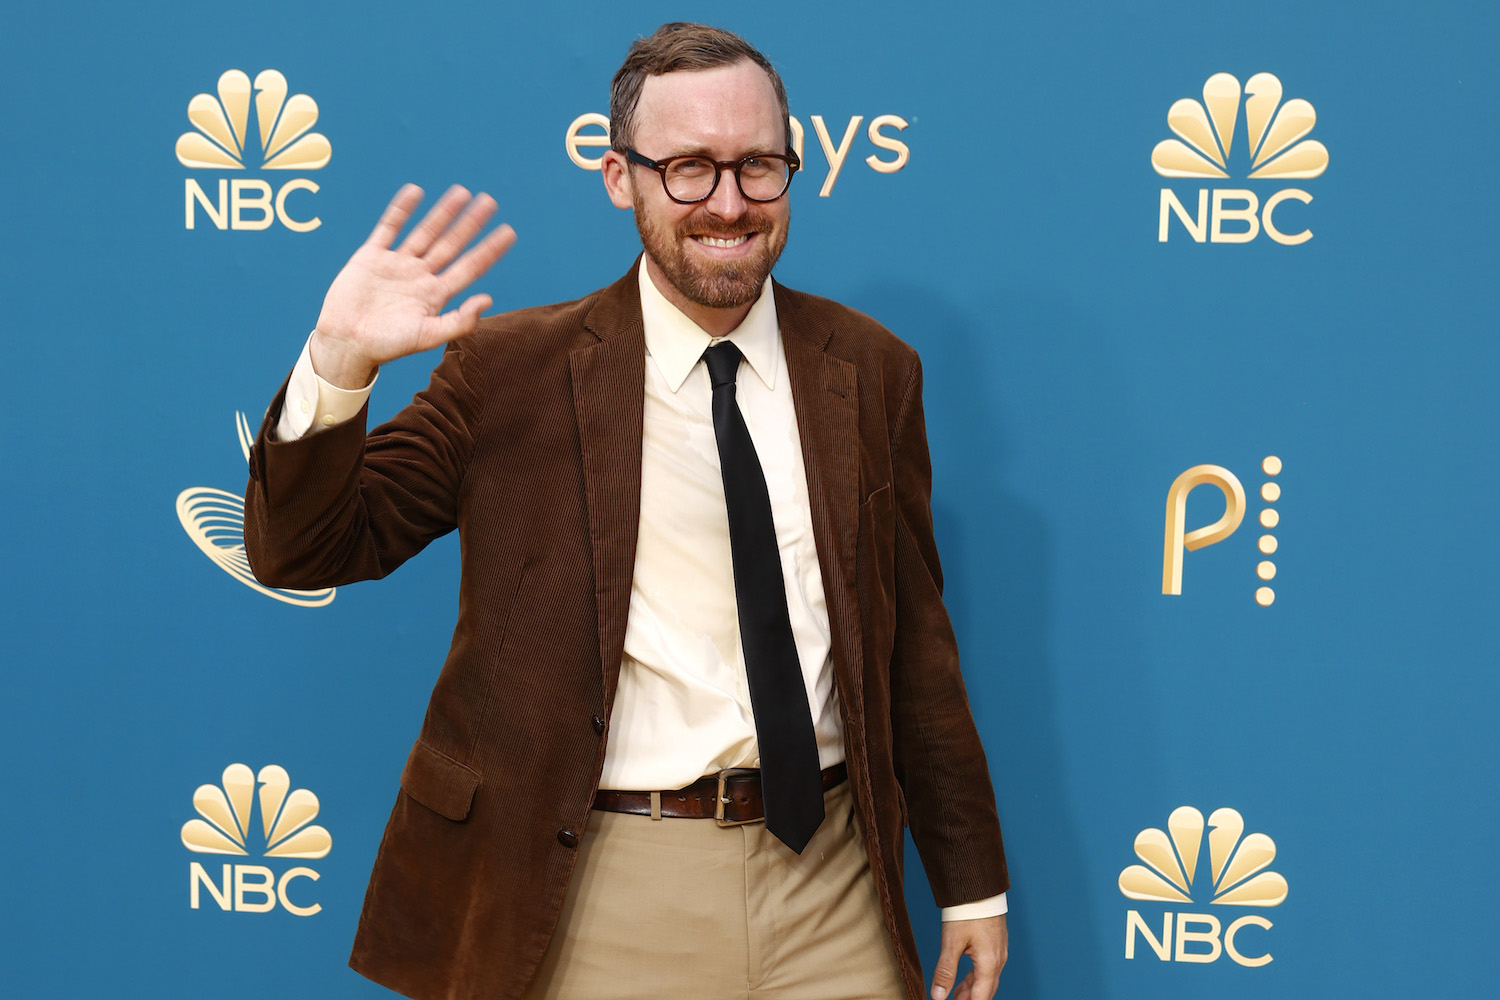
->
xmin=638 ymin=260 xmax=779 ymax=394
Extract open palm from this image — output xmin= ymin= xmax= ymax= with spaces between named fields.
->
xmin=312 ymin=183 xmax=517 ymax=387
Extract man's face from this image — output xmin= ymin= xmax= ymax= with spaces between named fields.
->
xmin=622 ymin=60 xmax=790 ymax=311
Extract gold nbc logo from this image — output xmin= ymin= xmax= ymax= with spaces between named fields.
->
xmin=1153 ymin=73 xmax=1327 ymax=244
xmin=1119 ymin=806 xmax=1288 ymax=906
xmin=1151 ymin=73 xmax=1327 ymax=180
xmin=1163 ymin=456 xmax=1282 ymax=606
xmin=182 ymin=763 xmax=332 ymax=858
xmin=176 ymin=411 xmax=336 ymax=607
xmin=183 ymin=763 xmax=331 ymax=917
xmin=176 ymin=69 xmax=328 ymax=231
xmin=175 ymin=70 xmax=330 ymax=171
xmin=1119 ymin=806 xmax=1287 ymax=967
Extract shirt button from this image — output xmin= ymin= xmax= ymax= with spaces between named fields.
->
xmin=321 ymin=414 xmax=336 ymax=426
xmin=591 ymin=715 xmax=606 ymax=735
xmin=299 ymin=398 xmax=310 ymax=414
xmin=557 ymin=828 xmax=579 ymax=848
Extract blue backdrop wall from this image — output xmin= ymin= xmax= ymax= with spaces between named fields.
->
xmin=3 ymin=1 xmax=1496 ymax=996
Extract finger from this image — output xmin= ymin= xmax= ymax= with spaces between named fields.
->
xmin=440 ymin=223 xmax=517 ymax=297
xmin=951 ymin=974 xmax=975 ymax=1000
xmin=367 ymin=184 xmax=424 ymax=248
xmin=965 ymin=929 xmax=1005 ymax=1000
xmin=930 ymin=937 xmax=964 ymax=1000
xmin=398 ymin=184 xmax=471 ymax=257
xmin=425 ymin=192 xmax=498 ymax=272
xmin=968 ymin=959 xmax=1001 ymax=1000
xmin=418 ymin=294 xmax=492 ymax=351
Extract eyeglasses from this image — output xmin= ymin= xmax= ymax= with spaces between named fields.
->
xmin=625 ymin=148 xmax=800 ymax=204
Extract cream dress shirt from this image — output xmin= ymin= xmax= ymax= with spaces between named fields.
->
xmin=275 ymin=264 xmax=1004 ymax=920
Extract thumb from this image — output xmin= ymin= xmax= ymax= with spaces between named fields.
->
xmin=423 ymin=294 xmax=491 ymax=348
xmin=454 ymin=293 xmax=493 ymax=332
xmin=931 ymin=933 xmax=964 ymax=1000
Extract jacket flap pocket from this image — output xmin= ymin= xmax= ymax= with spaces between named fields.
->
xmin=400 ymin=741 xmax=481 ymax=821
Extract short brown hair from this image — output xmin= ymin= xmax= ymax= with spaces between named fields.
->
xmin=609 ymin=22 xmax=792 ymax=154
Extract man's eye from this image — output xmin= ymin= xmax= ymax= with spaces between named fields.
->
xmin=669 ymin=158 xmax=714 ymax=177
xmin=740 ymin=158 xmax=772 ymax=176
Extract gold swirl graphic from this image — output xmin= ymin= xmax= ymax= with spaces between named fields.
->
xmin=176 ymin=412 xmax=335 ymax=607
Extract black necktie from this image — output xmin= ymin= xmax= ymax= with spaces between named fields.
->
xmin=703 ymin=341 xmax=825 ymax=853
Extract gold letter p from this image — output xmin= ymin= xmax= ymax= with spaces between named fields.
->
xmin=1163 ymin=465 xmax=1246 ymax=595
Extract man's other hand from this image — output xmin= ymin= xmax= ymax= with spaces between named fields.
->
xmin=931 ymin=914 xmax=1006 ymax=1000
xmin=311 ymin=184 xmax=517 ymax=388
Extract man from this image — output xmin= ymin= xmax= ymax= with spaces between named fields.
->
xmin=245 ymin=22 xmax=1008 ymax=1000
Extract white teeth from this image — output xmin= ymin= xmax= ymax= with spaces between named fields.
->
xmin=694 ymin=235 xmax=748 ymax=248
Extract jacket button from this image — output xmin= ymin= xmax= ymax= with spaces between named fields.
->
xmin=591 ymin=714 xmax=606 ymax=735
xmin=557 ymin=828 xmax=579 ymax=848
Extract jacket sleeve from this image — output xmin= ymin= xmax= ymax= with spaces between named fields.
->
xmin=887 ymin=354 xmax=1010 ymax=907
xmin=243 ymin=340 xmax=478 ymax=590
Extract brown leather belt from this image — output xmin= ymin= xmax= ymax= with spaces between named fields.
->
xmin=593 ymin=763 xmax=847 ymax=827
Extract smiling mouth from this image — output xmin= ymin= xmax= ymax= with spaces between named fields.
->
xmin=691 ymin=234 xmax=750 ymax=248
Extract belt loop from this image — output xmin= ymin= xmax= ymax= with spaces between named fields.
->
xmin=650 ymin=791 xmax=662 ymax=821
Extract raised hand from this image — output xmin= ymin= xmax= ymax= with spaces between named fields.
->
xmin=310 ymin=184 xmax=517 ymax=388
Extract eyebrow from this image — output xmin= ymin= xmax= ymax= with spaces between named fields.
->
xmin=666 ymin=145 xmax=779 ymax=159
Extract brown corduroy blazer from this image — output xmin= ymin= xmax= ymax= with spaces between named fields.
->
xmin=244 ymin=261 xmax=1007 ymax=1000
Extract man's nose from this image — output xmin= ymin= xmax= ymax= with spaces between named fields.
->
xmin=703 ymin=168 xmax=749 ymax=221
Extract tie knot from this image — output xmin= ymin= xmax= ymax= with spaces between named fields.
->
xmin=703 ymin=341 xmax=744 ymax=389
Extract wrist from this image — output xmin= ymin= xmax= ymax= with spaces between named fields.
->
xmin=309 ymin=328 xmax=378 ymax=390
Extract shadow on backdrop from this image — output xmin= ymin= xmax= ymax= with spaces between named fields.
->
xmin=854 ymin=281 xmax=1104 ymax=999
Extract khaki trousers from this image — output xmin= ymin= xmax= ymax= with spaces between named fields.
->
xmin=521 ymin=780 xmax=907 ymax=1000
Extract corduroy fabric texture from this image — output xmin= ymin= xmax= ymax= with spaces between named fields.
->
xmin=243 ymin=261 xmax=1008 ymax=1000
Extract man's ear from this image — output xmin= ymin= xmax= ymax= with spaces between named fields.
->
xmin=601 ymin=150 xmax=635 ymax=209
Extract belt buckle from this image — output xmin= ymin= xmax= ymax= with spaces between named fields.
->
xmin=714 ymin=768 xmax=761 ymax=828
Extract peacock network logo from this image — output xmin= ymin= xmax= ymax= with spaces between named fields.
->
xmin=176 ymin=411 xmax=335 ymax=607
xmin=1119 ymin=806 xmax=1288 ymax=967
xmin=1152 ymin=73 xmax=1328 ymax=244
xmin=182 ymin=763 xmax=332 ymax=916
xmin=1163 ymin=456 xmax=1283 ymax=606
xmin=176 ymin=69 xmax=330 ymax=231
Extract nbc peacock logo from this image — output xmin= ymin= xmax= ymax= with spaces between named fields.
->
xmin=176 ymin=411 xmax=336 ymax=607
xmin=1152 ymin=72 xmax=1328 ymax=244
xmin=182 ymin=763 xmax=331 ymax=916
xmin=175 ymin=69 xmax=330 ymax=232
xmin=1119 ymin=806 xmax=1288 ymax=967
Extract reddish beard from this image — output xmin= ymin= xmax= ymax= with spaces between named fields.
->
xmin=633 ymin=198 xmax=789 ymax=310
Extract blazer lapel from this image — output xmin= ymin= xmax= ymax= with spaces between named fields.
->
xmin=776 ymin=284 xmax=864 ymax=705
xmin=571 ymin=265 xmax=646 ymax=707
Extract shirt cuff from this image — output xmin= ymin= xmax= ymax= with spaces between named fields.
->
xmin=274 ymin=332 xmax=377 ymax=441
xmin=940 ymin=892 xmax=1007 ymax=921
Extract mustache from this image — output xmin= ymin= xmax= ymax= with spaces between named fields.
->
xmin=676 ymin=209 xmax=776 ymax=240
